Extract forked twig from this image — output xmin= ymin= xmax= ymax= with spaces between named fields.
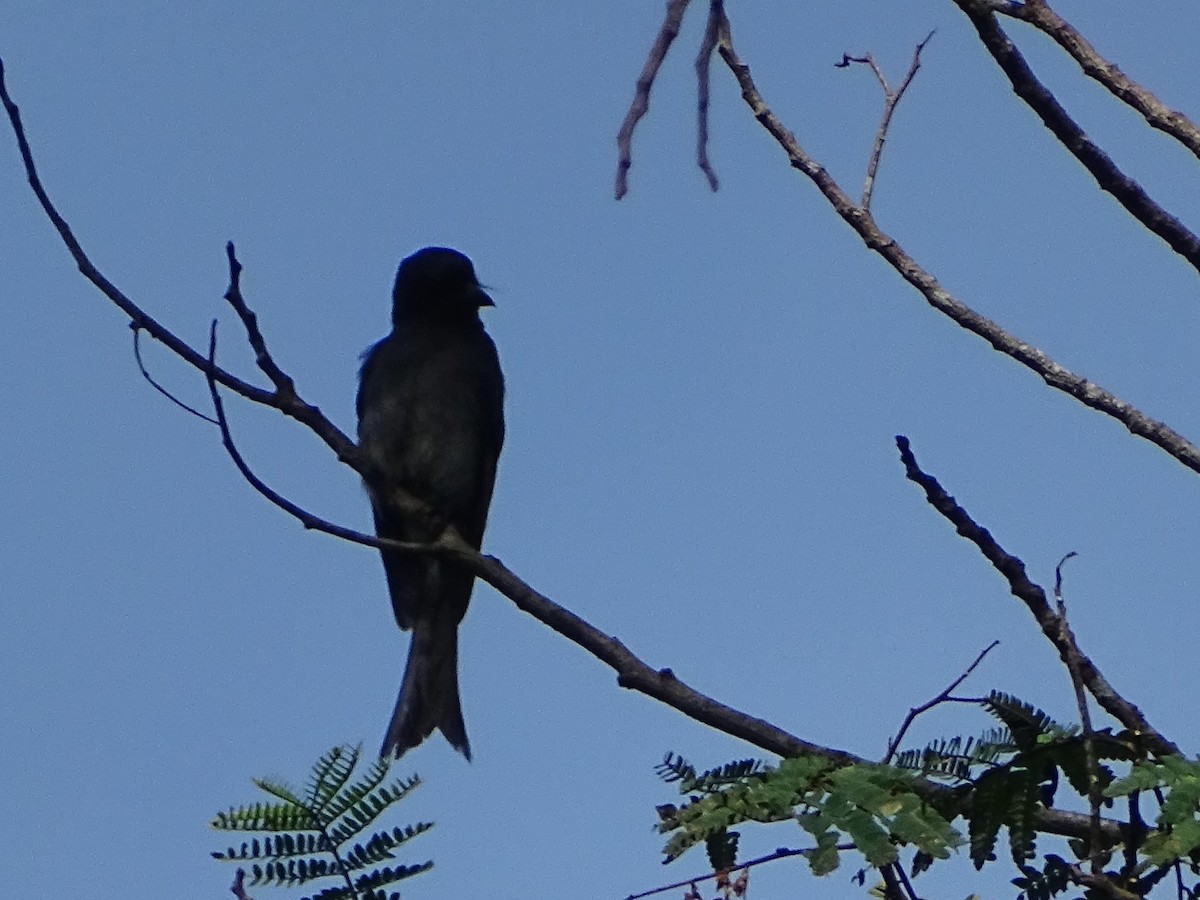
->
xmin=837 ymin=31 xmax=935 ymax=209
xmin=882 ymin=639 xmax=999 ymax=765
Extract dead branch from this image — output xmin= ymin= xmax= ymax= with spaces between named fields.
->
xmin=615 ymin=0 xmax=695 ymax=199
xmin=995 ymin=0 xmax=1200 ymax=162
xmin=704 ymin=8 xmax=1200 ymax=480
xmin=838 ymin=30 xmax=935 ymax=210
xmin=952 ymin=1 xmax=1200 ymax=277
xmin=895 ymin=434 xmax=1179 ymax=757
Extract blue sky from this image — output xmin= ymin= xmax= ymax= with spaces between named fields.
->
xmin=3 ymin=3 xmax=1199 ymax=899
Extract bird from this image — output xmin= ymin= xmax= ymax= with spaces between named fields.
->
xmin=356 ymin=246 xmax=505 ymax=760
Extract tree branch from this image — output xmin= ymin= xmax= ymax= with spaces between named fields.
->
xmin=895 ymin=434 xmax=1180 ymax=757
xmin=615 ymin=0 xmax=695 ymax=199
xmin=837 ymin=30 xmax=935 ymax=210
xmin=706 ymin=10 xmax=1200 ymax=481
xmin=881 ymin=639 xmax=999 ymax=765
xmin=996 ymin=0 xmax=1200 ymax=163
xmin=693 ymin=0 xmax=722 ymax=192
xmin=951 ymin=1 xmax=1200 ymax=277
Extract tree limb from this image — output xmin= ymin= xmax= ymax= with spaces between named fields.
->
xmin=706 ymin=11 xmax=1200 ymax=481
xmin=951 ymin=1 xmax=1200 ymax=277
xmin=895 ymin=435 xmax=1180 ymax=758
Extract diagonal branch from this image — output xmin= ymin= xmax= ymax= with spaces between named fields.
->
xmin=708 ymin=10 xmax=1200 ymax=480
xmin=895 ymin=434 xmax=1179 ymax=757
xmin=0 ymin=59 xmax=274 ymax=410
xmin=994 ymin=0 xmax=1200 ymax=163
xmin=951 ymin=1 xmax=1200 ymax=277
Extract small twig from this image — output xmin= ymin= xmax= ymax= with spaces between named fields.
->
xmin=1053 ymin=551 xmax=1104 ymax=871
xmin=221 ymin=241 xmax=297 ymax=401
xmin=882 ymin=639 xmax=1000 ymax=764
xmin=615 ymin=0 xmax=695 ymax=199
xmin=131 ymin=324 xmax=218 ymax=423
xmin=693 ymin=0 xmax=722 ymax=192
xmin=625 ymin=846 xmax=845 ymax=900
xmin=894 ymin=435 xmax=1179 ymax=757
xmin=838 ymin=31 xmax=935 ymax=209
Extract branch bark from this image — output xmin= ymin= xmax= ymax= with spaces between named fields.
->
xmin=706 ymin=10 xmax=1200 ymax=481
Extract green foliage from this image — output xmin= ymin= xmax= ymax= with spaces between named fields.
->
xmin=654 ymin=689 xmax=1193 ymax=898
xmin=1105 ymin=756 xmax=1200 ymax=865
xmin=654 ymin=751 xmax=962 ymax=877
xmin=212 ymin=745 xmax=433 ymax=900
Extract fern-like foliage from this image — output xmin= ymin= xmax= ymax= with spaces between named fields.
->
xmin=655 ymin=689 xmax=1172 ymax=896
xmin=212 ymin=745 xmax=433 ymax=900
xmin=1105 ymin=756 xmax=1200 ymax=865
xmin=654 ymin=752 xmax=962 ymax=877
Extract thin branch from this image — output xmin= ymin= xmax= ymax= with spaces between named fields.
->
xmin=625 ymin=846 xmax=845 ymax=900
xmin=202 ymin=320 xmax=434 ymax=559
xmin=693 ymin=0 xmax=722 ymax=192
xmin=222 ymin=241 xmax=298 ymax=402
xmin=132 ymin=324 xmax=218 ymax=423
xmin=0 ymin=58 xmax=273 ymax=410
xmin=882 ymin=639 xmax=1000 ymax=765
xmin=838 ymin=31 xmax=935 ymax=209
xmin=952 ymin=1 xmax=1200 ymax=277
xmin=995 ymin=0 xmax=1200 ymax=163
xmin=708 ymin=11 xmax=1200 ymax=480
xmin=615 ymin=0 xmax=695 ymax=199
xmin=1053 ymin=551 xmax=1103 ymax=871
xmin=0 ymin=63 xmax=445 ymax=532
xmin=894 ymin=434 xmax=1180 ymax=757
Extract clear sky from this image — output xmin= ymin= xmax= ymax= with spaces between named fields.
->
xmin=3 ymin=4 xmax=1199 ymax=899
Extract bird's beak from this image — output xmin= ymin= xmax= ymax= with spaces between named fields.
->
xmin=476 ymin=286 xmax=495 ymax=308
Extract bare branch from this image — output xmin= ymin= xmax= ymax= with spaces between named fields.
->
xmin=952 ymin=1 xmax=1200 ymax=277
xmin=895 ymin=434 xmax=1180 ymax=757
xmin=708 ymin=11 xmax=1200 ymax=480
xmin=626 ymin=845 xmax=847 ymax=900
xmin=202 ymin=320 xmax=437 ymax=558
xmin=615 ymin=0 xmax=695 ymax=199
xmin=839 ymin=31 xmax=935 ymax=209
xmin=1053 ymin=552 xmax=1104 ymax=870
xmin=132 ymin=325 xmax=218 ymax=424
xmin=693 ymin=0 xmax=722 ymax=193
xmin=221 ymin=242 xmax=298 ymax=402
xmin=997 ymin=0 xmax=1200 ymax=163
xmin=0 ymin=59 xmax=274 ymax=410
xmin=882 ymin=639 xmax=999 ymax=765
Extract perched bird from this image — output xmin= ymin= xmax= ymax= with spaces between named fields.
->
xmin=356 ymin=247 xmax=505 ymax=760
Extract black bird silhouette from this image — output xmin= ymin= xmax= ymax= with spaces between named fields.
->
xmin=357 ymin=247 xmax=505 ymax=759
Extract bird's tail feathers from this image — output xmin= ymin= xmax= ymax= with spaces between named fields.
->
xmin=381 ymin=618 xmax=471 ymax=761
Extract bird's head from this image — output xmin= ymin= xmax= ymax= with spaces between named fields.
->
xmin=392 ymin=246 xmax=494 ymax=324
